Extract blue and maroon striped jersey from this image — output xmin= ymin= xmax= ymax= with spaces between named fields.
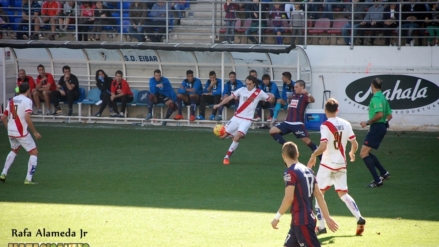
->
xmin=286 ymin=93 xmax=309 ymax=123
xmin=283 ymin=162 xmax=317 ymax=226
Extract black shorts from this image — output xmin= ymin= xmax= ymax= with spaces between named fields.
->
xmin=156 ymin=93 xmax=170 ymax=104
xmin=275 ymin=122 xmax=309 ymax=139
xmin=363 ymin=123 xmax=387 ymax=150
xmin=285 ymin=224 xmax=320 ymax=247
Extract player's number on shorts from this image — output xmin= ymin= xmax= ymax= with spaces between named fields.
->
xmin=304 ymin=171 xmax=315 ymax=197
xmin=333 ymin=131 xmax=342 ymax=150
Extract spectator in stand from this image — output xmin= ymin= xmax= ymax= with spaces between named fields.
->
xmin=216 ymin=71 xmax=243 ymax=121
xmin=78 ymin=1 xmax=95 ymax=41
xmin=341 ymin=0 xmax=366 ymax=45
xmin=32 ymin=64 xmax=56 ymax=115
xmin=91 ymin=1 xmax=116 ymax=41
xmin=59 ymin=1 xmax=76 ymax=32
xmin=196 ymin=71 xmax=223 ymax=121
xmin=146 ymin=69 xmax=178 ymax=125
xmin=284 ymin=0 xmax=296 ymax=19
xmin=290 ymin=2 xmax=304 ymax=45
xmin=0 ymin=3 xmax=10 ymax=39
xmin=383 ymin=2 xmax=400 ymax=46
xmin=245 ymin=0 xmax=260 ymax=44
xmin=110 ymin=70 xmax=134 ymax=118
xmin=401 ymin=0 xmax=426 ymax=46
xmin=16 ymin=0 xmax=41 ymax=40
xmin=128 ymin=1 xmax=148 ymax=42
xmin=51 ymin=65 xmax=80 ymax=116
xmin=40 ymin=0 xmax=62 ymax=41
xmin=425 ymin=1 xmax=438 ymax=46
xmin=94 ymin=69 xmax=113 ymax=117
xmin=174 ymin=70 xmax=203 ymax=122
xmin=269 ymin=2 xmax=288 ymax=45
xmin=16 ymin=69 xmax=36 ymax=101
xmin=222 ymin=0 xmax=238 ymax=44
xmin=145 ymin=0 xmax=169 ymax=42
xmin=357 ymin=0 xmax=385 ymax=46
xmin=306 ymin=0 xmax=322 ymax=19
xmin=171 ymin=0 xmax=186 ymax=25
xmin=322 ymin=0 xmax=343 ymax=20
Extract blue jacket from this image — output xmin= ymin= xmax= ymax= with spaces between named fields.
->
xmin=281 ymin=81 xmax=295 ymax=101
xmin=149 ymin=3 xmax=171 ymax=22
xmin=223 ymin=79 xmax=243 ymax=96
xmin=260 ymin=81 xmax=281 ymax=99
xmin=177 ymin=78 xmax=203 ymax=95
xmin=203 ymin=78 xmax=223 ymax=96
xmin=149 ymin=76 xmax=177 ymax=101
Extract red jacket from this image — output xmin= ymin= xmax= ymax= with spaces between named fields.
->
xmin=111 ymin=79 xmax=133 ymax=96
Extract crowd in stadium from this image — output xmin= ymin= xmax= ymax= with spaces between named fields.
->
xmin=0 ymin=0 xmax=437 ymax=45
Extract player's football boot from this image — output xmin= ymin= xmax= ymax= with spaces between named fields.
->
xmin=215 ymin=115 xmax=222 ymax=121
xmin=356 ymin=217 xmax=366 ymax=235
xmin=266 ymin=117 xmax=273 ymax=122
xmin=223 ymin=158 xmax=230 ymax=165
xmin=0 ymin=174 xmax=6 ymax=182
xmin=367 ymin=180 xmax=383 ymax=188
xmin=189 ymin=115 xmax=196 ymax=122
xmin=174 ymin=114 xmax=184 ymax=120
xmin=253 ymin=116 xmax=261 ymax=122
xmin=209 ymin=114 xmax=215 ymax=120
xmin=162 ymin=121 xmax=167 ymax=126
xmin=145 ymin=113 xmax=153 ymax=120
xmin=315 ymin=227 xmax=327 ymax=235
xmin=195 ymin=115 xmax=204 ymax=120
xmin=380 ymin=172 xmax=391 ymax=181
xmin=53 ymin=109 xmax=63 ymax=116
xmin=24 ymin=179 xmax=38 ymax=185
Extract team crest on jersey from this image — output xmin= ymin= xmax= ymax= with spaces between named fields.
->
xmin=289 ymin=99 xmax=299 ymax=108
xmin=283 ymin=173 xmax=291 ymax=182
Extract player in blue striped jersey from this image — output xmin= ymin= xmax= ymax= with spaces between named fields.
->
xmin=271 ymin=141 xmax=338 ymax=247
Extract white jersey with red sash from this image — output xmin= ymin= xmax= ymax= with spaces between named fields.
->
xmin=320 ymin=117 xmax=356 ymax=170
xmin=232 ymin=87 xmax=270 ymax=120
xmin=4 ymin=95 xmax=33 ymax=138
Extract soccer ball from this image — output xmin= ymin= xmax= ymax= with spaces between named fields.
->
xmin=213 ymin=124 xmax=225 ymax=137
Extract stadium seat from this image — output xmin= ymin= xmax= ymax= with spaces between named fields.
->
xmin=81 ymin=88 xmax=101 ymax=116
xmin=308 ymin=18 xmax=330 ymax=45
xmin=136 ymin=90 xmax=150 ymax=106
xmin=327 ymin=18 xmax=348 ymax=45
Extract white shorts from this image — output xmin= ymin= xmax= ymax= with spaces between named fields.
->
xmin=316 ymin=165 xmax=348 ymax=192
xmin=9 ymin=134 xmax=37 ymax=152
xmin=225 ymin=117 xmax=252 ymax=137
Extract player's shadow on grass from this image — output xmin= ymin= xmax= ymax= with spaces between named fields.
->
xmin=320 ymin=235 xmax=358 ymax=245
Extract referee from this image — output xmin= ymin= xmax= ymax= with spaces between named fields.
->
xmin=360 ymin=78 xmax=393 ymax=188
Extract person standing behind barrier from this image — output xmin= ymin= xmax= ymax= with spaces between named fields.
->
xmin=222 ymin=0 xmax=238 ymax=44
xmin=341 ymin=0 xmax=366 ymax=45
xmin=78 ymin=1 xmax=96 ymax=41
xmin=33 ymin=64 xmax=56 ymax=115
xmin=145 ymin=0 xmax=169 ymax=43
xmin=401 ymin=0 xmax=426 ymax=46
xmin=128 ymin=1 xmax=148 ymax=42
xmin=1 ymin=82 xmax=42 ymax=185
xmin=269 ymin=2 xmax=288 ymax=45
xmin=357 ymin=0 xmax=384 ymax=46
xmin=359 ymin=77 xmax=392 ymax=188
xmin=94 ymin=69 xmax=113 ymax=117
xmin=425 ymin=1 xmax=439 ymax=46
xmin=174 ymin=70 xmax=203 ymax=122
xmin=17 ymin=0 xmax=41 ymax=40
xmin=271 ymin=141 xmax=338 ymax=247
xmin=290 ymin=2 xmax=304 ymax=45
xmin=307 ymin=98 xmax=366 ymax=236
xmin=196 ymin=71 xmax=223 ymax=121
xmin=383 ymin=2 xmax=400 ymax=46
xmin=91 ymin=1 xmax=115 ymax=41
xmin=146 ymin=69 xmax=178 ymax=125
xmin=245 ymin=0 xmax=260 ymax=44
xmin=110 ymin=70 xmax=134 ymax=118
xmin=51 ymin=65 xmax=80 ymax=116
xmin=40 ymin=0 xmax=62 ymax=41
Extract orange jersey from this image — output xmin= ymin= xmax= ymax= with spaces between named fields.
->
xmin=41 ymin=1 xmax=62 ymax=16
xmin=111 ymin=79 xmax=133 ymax=96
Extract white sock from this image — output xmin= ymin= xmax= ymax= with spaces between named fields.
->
xmin=341 ymin=194 xmax=362 ymax=221
xmin=25 ymin=155 xmax=38 ymax=181
xmin=2 ymin=151 xmax=17 ymax=175
xmin=225 ymin=141 xmax=239 ymax=159
xmin=315 ymin=200 xmax=326 ymax=229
